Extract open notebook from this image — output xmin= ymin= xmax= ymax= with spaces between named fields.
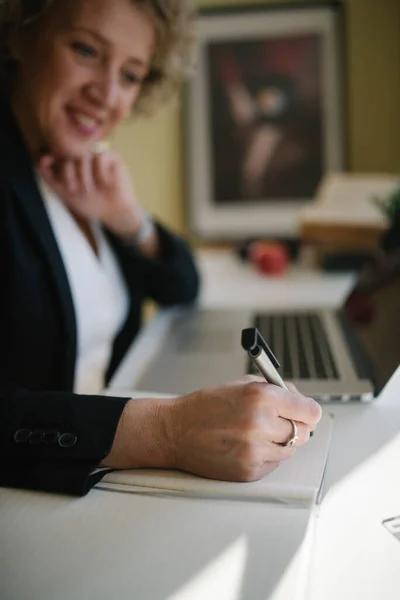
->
xmin=102 ymin=391 xmax=334 ymax=505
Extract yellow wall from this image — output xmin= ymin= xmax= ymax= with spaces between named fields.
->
xmin=345 ymin=0 xmax=400 ymax=172
xmin=112 ymin=0 xmax=400 ymax=235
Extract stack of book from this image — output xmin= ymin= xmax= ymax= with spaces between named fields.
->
xmin=300 ymin=173 xmax=397 ymax=270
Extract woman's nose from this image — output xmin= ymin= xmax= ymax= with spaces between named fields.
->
xmin=86 ymin=68 xmax=119 ymax=108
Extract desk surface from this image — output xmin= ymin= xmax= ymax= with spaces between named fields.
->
xmin=2 ymin=379 xmax=399 ymax=600
xmin=104 ymin=252 xmax=400 ymax=600
xmin=309 ymin=381 xmax=400 ymax=600
xmin=1 ymin=250 xmax=399 ymax=600
xmin=0 ymin=486 xmax=313 ymax=600
xmin=197 ymin=250 xmax=355 ymax=310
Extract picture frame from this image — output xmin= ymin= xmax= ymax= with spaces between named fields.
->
xmin=185 ymin=2 xmax=345 ymax=240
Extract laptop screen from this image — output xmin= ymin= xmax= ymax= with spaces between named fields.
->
xmin=342 ymin=251 xmax=400 ymax=393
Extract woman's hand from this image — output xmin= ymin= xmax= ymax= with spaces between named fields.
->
xmin=104 ymin=376 xmax=322 ymax=482
xmin=38 ymin=151 xmax=147 ymax=239
xmin=170 ymin=376 xmax=321 ymax=481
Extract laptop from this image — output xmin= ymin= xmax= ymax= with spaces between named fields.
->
xmin=137 ymin=251 xmax=400 ymax=401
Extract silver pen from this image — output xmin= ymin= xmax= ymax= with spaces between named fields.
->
xmin=241 ymin=327 xmax=288 ymax=389
xmin=241 ymin=327 xmax=314 ymax=435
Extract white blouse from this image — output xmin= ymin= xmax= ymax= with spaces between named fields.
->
xmin=39 ymin=179 xmax=129 ymax=395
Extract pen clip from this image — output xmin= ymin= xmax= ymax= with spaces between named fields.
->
xmin=241 ymin=327 xmax=281 ymax=369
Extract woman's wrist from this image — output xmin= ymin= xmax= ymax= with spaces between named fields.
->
xmin=102 ymin=397 xmax=178 ymax=470
xmin=114 ymin=211 xmax=161 ymax=258
xmin=105 ymin=206 xmax=146 ymax=239
xmin=129 ymin=212 xmax=155 ymax=245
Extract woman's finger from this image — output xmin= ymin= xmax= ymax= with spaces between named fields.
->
xmin=272 ymin=387 xmax=322 ymax=429
xmin=38 ymin=155 xmax=58 ymax=188
xmin=76 ymin=156 xmax=94 ymax=195
xmin=271 ymin=417 xmax=310 ymax=447
xmin=93 ymin=153 xmax=110 ymax=188
xmin=271 ymin=382 xmax=317 ymax=438
xmin=60 ymin=160 xmax=78 ymax=195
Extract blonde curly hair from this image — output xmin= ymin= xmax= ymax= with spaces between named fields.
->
xmin=0 ymin=0 xmax=196 ymax=114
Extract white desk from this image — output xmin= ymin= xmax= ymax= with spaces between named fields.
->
xmin=0 ymin=488 xmax=313 ymax=600
xmin=1 ymin=250 xmax=399 ymax=600
xmin=197 ymin=250 xmax=355 ymax=311
xmin=308 ymin=381 xmax=400 ymax=600
xmin=197 ymin=250 xmax=400 ymax=599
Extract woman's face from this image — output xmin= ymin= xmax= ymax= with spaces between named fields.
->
xmin=13 ymin=0 xmax=155 ymax=158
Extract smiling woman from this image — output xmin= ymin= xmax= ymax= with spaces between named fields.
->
xmin=0 ymin=0 xmax=194 ymax=157
xmin=0 ymin=0 xmax=194 ymax=109
xmin=0 ymin=0 xmax=321 ymax=498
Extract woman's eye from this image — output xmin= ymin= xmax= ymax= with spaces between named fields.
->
xmin=122 ymin=70 xmax=142 ymax=86
xmin=72 ymin=42 xmax=97 ymax=58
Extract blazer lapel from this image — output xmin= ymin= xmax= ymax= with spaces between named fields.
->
xmin=1 ymin=102 xmax=77 ymax=389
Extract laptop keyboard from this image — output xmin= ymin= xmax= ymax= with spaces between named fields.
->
xmin=252 ymin=313 xmax=339 ymax=380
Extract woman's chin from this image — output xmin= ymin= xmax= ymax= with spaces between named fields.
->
xmin=48 ymin=137 xmax=95 ymax=159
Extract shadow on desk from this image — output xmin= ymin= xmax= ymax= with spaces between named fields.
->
xmin=1 ymin=486 xmax=310 ymax=600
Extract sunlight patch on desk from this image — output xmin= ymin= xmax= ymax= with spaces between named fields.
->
xmin=266 ymin=510 xmax=318 ymax=600
xmin=322 ymin=427 xmax=400 ymax=514
xmin=309 ymin=424 xmax=400 ymax=599
xmin=167 ymin=535 xmax=248 ymax=600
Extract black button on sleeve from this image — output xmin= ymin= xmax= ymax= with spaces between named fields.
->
xmin=29 ymin=429 xmax=45 ymax=445
xmin=13 ymin=429 xmax=31 ymax=444
xmin=58 ymin=433 xmax=78 ymax=448
xmin=43 ymin=430 xmax=59 ymax=445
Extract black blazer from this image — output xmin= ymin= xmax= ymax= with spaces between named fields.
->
xmin=0 ymin=100 xmax=200 ymax=495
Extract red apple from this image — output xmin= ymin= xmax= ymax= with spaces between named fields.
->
xmin=249 ymin=241 xmax=291 ymax=276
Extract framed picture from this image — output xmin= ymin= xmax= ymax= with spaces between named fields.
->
xmin=185 ymin=2 xmax=345 ymax=240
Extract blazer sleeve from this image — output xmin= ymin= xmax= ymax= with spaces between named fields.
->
xmin=108 ymin=220 xmax=201 ymax=307
xmin=0 ymin=385 xmax=129 ymax=496
xmin=0 ymin=185 xmax=129 ymax=496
